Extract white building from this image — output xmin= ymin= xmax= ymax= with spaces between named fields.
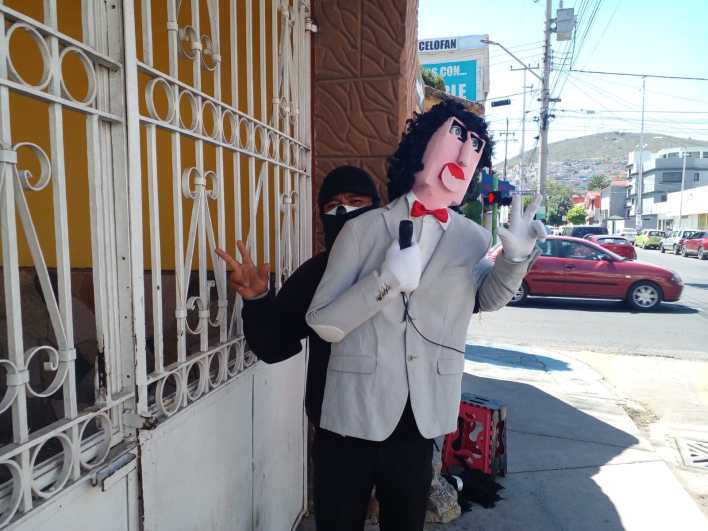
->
xmin=626 ymin=147 xmax=708 ymax=229
xmin=653 ymin=184 xmax=708 ymax=231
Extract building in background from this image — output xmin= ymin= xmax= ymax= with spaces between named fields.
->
xmin=626 ymin=147 xmax=708 ymax=229
xmin=418 ymin=35 xmax=490 ymax=102
xmin=600 ymin=180 xmax=629 ymax=233
xmin=653 ymin=185 xmax=708 ymax=231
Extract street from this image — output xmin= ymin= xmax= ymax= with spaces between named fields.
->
xmin=467 ymin=246 xmax=708 ymax=517
xmin=469 ymin=247 xmax=708 ymax=360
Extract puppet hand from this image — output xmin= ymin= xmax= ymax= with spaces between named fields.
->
xmin=382 ymin=240 xmax=422 ymax=293
xmin=215 ymin=241 xmax=270 ymax=299
xmin=497 ymin=194 xmax=546 ymax=261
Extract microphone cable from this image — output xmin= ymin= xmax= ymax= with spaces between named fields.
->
xmin=401 ymin=293 xmax=465 ymax=355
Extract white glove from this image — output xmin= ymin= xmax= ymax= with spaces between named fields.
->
xmin=497 ymin=193 xmax=547 ymax=262
xmin=381 ymin=240 xmax=422 ymax=293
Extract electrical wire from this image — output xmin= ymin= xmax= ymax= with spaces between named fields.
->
xmin=401 ymin=294 xmax=465 ymax=355
xmin=568 ymin=68 xmax=708 ymax=81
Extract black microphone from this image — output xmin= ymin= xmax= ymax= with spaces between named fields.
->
xmin=399 ymin=220 xmax=413 ymax=250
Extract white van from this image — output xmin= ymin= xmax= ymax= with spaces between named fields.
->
xmin=618 ymin=228 xmax=637 ymax=243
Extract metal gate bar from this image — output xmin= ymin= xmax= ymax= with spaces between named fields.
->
xmin=130 ymin=0 xmax=312 ymax=419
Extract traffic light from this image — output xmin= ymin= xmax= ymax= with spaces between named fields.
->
xmin=483 ymin=192 xmax=512 ymax=207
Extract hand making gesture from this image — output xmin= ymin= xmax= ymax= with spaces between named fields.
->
xmin=497 ymin=193 xmax=546 ymax=261
xmin=215 ymin=241 xmax=270 ymax=300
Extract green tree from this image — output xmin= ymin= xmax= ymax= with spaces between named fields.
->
xmin=461 ymin=200 xmax=483 ymax=224
xmin=460 ymin=177 xmax=483 ymax=224
xmin=567 ymin=205 xmax=588 ymax=225
xmin=588 ymin=175 xmax=611 ymax=191
xmin=421 ymin=68 xmax=445 ymax=91
xmin=545 ymin=181 xmax=573 ymax=225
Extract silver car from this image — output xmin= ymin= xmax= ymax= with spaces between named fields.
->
xmin=661 ymin=229 xmax=699 ymax=254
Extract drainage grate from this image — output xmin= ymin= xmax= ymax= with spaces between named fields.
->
xmin=676 ymin=437 xmax=708 ymax=470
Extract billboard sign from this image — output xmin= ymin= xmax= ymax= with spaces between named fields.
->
xmin=418 ymin=34 xmax=489 ymax=103
xmin=423 ymin=60 xmax=477 ymax=100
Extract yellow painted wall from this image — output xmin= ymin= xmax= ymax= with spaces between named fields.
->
xmin=9 ymin=0 xmax=279 ymax=270
xmin=7 ymin=0 xmax=92 ymax=269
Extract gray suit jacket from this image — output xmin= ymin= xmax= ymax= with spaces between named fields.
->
xmin=306 ymin=196 xmax=536 ymax=441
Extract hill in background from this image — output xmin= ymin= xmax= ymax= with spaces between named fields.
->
xmin=498 ymin=131 xmax=705 ymax=191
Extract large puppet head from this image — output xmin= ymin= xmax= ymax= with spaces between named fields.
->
xmin=387 ymin=99 xmax=493 ymax=209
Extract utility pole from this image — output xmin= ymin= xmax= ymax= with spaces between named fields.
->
xmin=498 ymin=119 xmax=516 ymax=186
xmin=503 ymin=118 xmax=514 ymax=180
xmin=520 ymin=68 xmax=528 ymax=188
xmin=495 ymin=120 xmax=516 ymax=244
xmin=635 ymin=76 xmax=646 ymax=230
xmin=678 ymin=146 xmax=687 ymax=230
xmin=537 ymin=0 xmax=553 ymax=203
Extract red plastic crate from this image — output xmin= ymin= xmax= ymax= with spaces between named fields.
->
xmin=441 ymin=393 xmax=507 ymax=477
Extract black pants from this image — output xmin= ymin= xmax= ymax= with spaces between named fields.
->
xmin=313 ymin=402 xmax=434 ymax=531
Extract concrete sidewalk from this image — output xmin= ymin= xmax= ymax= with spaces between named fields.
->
xmin=299 ymin=342 xmax=708 ymax=530
xmin=436 ymin=342 xmax=708 ymax=531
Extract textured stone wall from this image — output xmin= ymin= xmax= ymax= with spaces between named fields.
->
xmin=311 ymin=0 xmax=419 ymax=249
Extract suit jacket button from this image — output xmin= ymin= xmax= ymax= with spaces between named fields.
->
xmin=408 ymin=355 xmax=417 ymax=361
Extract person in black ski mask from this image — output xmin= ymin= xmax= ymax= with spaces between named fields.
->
xmin=215 ymin=165 xmax=380 ymax=427
xmin=319 ymin=165 xmax=381 ymax=249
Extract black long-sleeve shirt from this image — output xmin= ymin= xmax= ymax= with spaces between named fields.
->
xmin=241 ymin=252 xmax=330 ymax=426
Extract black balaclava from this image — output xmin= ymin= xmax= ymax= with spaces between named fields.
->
xmin=318 ymin=165 xmax=381 ymax=251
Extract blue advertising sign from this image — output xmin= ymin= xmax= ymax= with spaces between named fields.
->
xmin=422 ymin=59 xmax=477 ymax=100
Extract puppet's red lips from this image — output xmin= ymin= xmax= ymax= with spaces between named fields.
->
xmin=442 ymin=162 xmax=465 ymax=180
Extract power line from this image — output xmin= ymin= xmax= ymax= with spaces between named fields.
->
xmin=479 ymin=88 xmax=540 ymax=104
xmin=566 ymin=68 xmax=708 ymax=81
xmin=557 ymin=109 xmax=708 ymax=114
xmin=573 ymin=0 xmax=603 ymax=67
xmin=580 ymin=0 xmax=621 ymax=68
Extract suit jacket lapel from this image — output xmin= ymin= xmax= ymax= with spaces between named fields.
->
xmin=381 ymin=196 xmax=410 ymax=240
xmin=419 ymin=212 xmax=461 ymax=286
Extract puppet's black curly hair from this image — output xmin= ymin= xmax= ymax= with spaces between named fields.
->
xmin=387 ymin=99 xmax=494 ymax=201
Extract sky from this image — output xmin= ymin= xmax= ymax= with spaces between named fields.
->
xmin=418 ymin=0 xmax=708 ymax=162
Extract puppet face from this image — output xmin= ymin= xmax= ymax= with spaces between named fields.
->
xmin=412 ymin=116 xmax=486 ymax=209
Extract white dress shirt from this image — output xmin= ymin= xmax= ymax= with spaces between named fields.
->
xmin=405 ymin=192 xmax=449 ymax=269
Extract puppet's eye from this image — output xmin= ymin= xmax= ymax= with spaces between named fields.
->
xmin=470 ymin=137 xmax=481 ymax=152
xmin=449 ymin=123 xmax=465 ymax=141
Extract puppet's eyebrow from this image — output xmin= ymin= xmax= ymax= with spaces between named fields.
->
xmin=449 ymin=119 xmax=467 ymax=141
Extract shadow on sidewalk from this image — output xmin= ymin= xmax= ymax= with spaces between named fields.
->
xmin=465 ymin=345 xmax=570 ymax=372
xmin=453 ymin=370 xmax=641 ymax=531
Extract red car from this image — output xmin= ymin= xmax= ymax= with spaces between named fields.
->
xmin=586 ymin=235 xmax=637 ymax=260
xmin=488 ymin=236 xmax=683 ymax=310
xmin=682 ymin=231 xmax=708 ymax=259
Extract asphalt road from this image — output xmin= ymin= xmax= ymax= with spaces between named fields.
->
xmin=468 ymin=247 xmax=708 ymax=360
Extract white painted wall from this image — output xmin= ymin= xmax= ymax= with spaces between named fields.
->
xmin=653 ymin=184 xmax=708 ymax=218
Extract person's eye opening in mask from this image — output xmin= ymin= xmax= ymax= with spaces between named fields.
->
xmin=322 ymin=192 xmax=374 ymax=215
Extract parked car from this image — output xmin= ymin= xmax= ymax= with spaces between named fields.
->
xmin=661 ymin=229 xmax=699 ymax=254
xmin=618 ymin=228 xmax=637 ymax=244
xmin=635 ymin=229 xmax=666 ymax=249
xmin=487 ymin=236 xmax=683 ymax=310
xmin=682 ymin=231 xmax=708 ymax=259
xmin=587 ymin=235 xmax=637 ymax=260
xmin=560 ymin=225 xmax=608 ymax=239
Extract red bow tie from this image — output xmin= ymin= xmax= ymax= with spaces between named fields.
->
xmin=411 ymin=200 xmax=449 ymax=223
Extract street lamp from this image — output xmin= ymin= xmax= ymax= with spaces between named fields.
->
xmin=480 ymin=39 xmax=543 ymax=82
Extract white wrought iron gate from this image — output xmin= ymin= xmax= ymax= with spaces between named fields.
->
xmin=0 ymin=0 xmax=312 ymax=529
